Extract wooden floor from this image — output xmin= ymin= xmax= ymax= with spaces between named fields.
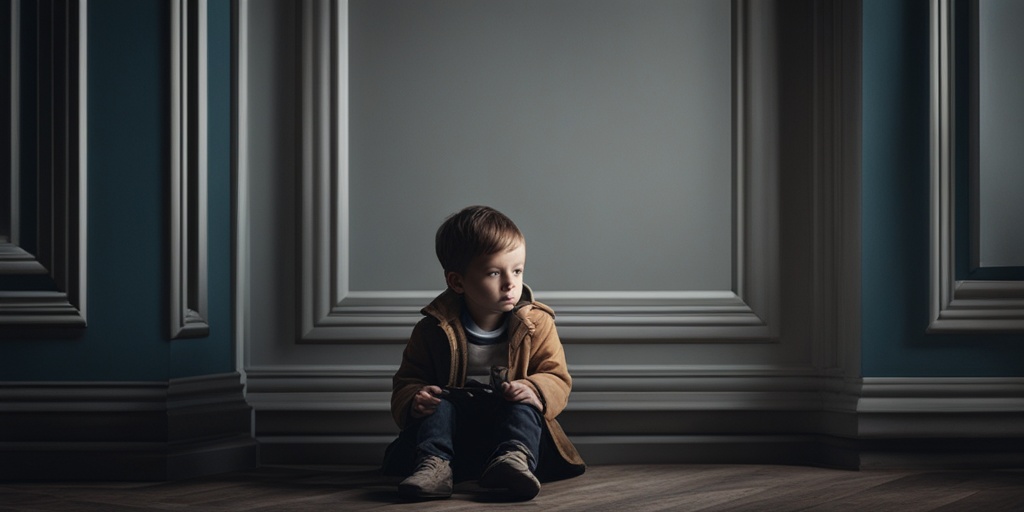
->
xmin=2 ymin=464 xmax=1023 ymax=511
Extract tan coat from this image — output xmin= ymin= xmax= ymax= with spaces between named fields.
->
xmin=391 ymin=286 xmax=585 ymax=478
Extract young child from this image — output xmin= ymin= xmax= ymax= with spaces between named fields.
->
xmin=382 ymin=205 xmax=585 ymax=500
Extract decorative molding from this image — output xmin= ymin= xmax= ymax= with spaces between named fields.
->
xmin=169 ymin=0 xmax=210 ymax=339
xmin=297 ymin=0 xmax=780 ymax=343
xmin=0 ymin=0 xmax=86 ymax=326
xmin=929 ymin=0 xmax=1024 ymax=333
xmin=233 ymin=0 xmax=250 ymax=377
xmin=0 ymin=372 xmax=248 ymax=412
xmin=244 ymin=365 xmax=856 ymax=448
xmin=857 ymin=377 xmax=1024 ymax=438
xmin=0 ymin=373 xmax=258 ymax=481
xmin=245 ymin=364 xmax=847 ymax=405
xmin=0 ymin=246 xmax=47 ymax=274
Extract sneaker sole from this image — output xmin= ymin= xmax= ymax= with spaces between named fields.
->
xmin=397 ymin=484 xmax=452 ymax=500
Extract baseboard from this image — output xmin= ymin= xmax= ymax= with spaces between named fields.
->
xmin=856 ymin=438 xmax=1024 ymax=469
xmin=13 ymin=373 xmax=1011 ymax=475
xmin=258 ymin=435 xmax=393 ymax=466
xmin=0 ymin=373 xmax=259 ymax=481
xmin=571 ymin=435 xmax=861 ymax=469
xmin=856 ymin=377 xmax=1024 ymax=438
xmin=246 ymin=370 xmax=1024 ymax=470
xmin=1 ymin=435 xmax=260 ymax=481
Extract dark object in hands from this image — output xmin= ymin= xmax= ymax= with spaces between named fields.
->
xmin=490 ymin=365 xmax=509 ymax=390
xmin=441 ymin=385 xmax=493 ymax=401
xmin=441 ymin=366 xmax=510 ymax=403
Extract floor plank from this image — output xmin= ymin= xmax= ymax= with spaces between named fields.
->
xmin=1 ymin=465 xmax=1022 ymax=511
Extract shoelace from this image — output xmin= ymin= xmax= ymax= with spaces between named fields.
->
xmin=417 ymin=457 xmax=445 ymax=471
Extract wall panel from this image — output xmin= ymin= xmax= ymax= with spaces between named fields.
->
xmin=299 ymin=0 xmax=779 ymax=344
xmin=928 ymin=0 xmax=1024 ymax=333
xmin=0 ymin=0 xmax=86 ymax=326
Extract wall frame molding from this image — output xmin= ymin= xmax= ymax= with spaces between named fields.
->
xmin=232 ymin=0 xmax=250 ymax=379
xmin=929 ymin=0 xmax=1024 ymax=333
xmin=296 ymin=0 xmax=780 ymax=343
xmin=169 ymin=0 xmax=210 ymax=339
xmin=0 ymin=0 xmax=86 ymax=326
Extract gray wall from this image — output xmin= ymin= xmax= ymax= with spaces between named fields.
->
xmin=240 ymin=0 xmax=1024 ymax=468
xmin=242 ymin=0 xmax=865 ymax=466
xmin=978 ymin=0 xmax=1024 ymax=267
xmin=348 ymin=0 xmax=732 ymax=292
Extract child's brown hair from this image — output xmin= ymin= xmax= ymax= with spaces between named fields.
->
xmin=435 ymin=206 xmax=524 ymax=274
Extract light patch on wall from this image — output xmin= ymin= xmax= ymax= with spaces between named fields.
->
xmin=977 ymin=0 xmax=1024 ymax=268
xmin=347 ymin=0 xmax=732 ymax=293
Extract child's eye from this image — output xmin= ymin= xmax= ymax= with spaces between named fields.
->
xmin=513 ymin=269 xmax=523 ymax=276
xmin=488 ymin=271 xmax=500 ymax=277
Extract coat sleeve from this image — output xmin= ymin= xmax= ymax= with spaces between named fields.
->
xmin=391 ymin=319 xmax=447 ymax=429
xmin=522 ymin=312 xmax=572 ymax=421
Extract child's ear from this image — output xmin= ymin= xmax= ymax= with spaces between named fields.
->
xmin=445 ymin=271 xmax=465 ymax=294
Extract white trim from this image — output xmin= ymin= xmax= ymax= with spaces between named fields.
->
xmin=170 ymin=0 xmax=210 ymax=339
xmin=297 ymin=0 xmax=780 ymax=343
xmin=929 ymin=0 xmax=1024 ymax=333
xmin=0 ymin=0 xmax=86 ymax=326
xmin=77 ymin=0 xmax=87 ymax=323
xmin=233 ymin=0 xmax=250 ymax=383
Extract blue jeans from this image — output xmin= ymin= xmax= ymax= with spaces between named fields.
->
xmin=387 ymin=395 xmax=544 ymax=481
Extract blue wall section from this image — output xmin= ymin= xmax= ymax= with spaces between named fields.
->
xmin=0 ymin=0 xmax=233 ymax=382
xmin=861 ymin=0 xmax=1024 ymax=377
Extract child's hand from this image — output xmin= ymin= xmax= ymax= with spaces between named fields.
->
xmin=410 ymin=385 xmax=443 ymax=418
xmin=501 ymin=380 xmax=544 ymax=413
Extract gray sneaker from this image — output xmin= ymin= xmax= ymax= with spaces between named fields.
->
xmin=398 ymin=455 xmax=453 ymax=500
xmin=478 ymin=449 xmax=541 ymax=499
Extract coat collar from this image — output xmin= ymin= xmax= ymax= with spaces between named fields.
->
xmin=421 ymin=284 xmax=552 ymax=333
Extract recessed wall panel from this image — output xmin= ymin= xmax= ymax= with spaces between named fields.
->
xmin=348 ymin=0 xmax=732 ymax=293
xmin=978 ymin=0 xmax=1024 ymax=268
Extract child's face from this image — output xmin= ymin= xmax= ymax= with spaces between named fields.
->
xmin=446 ymin=244 xmax=526 ymax=331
